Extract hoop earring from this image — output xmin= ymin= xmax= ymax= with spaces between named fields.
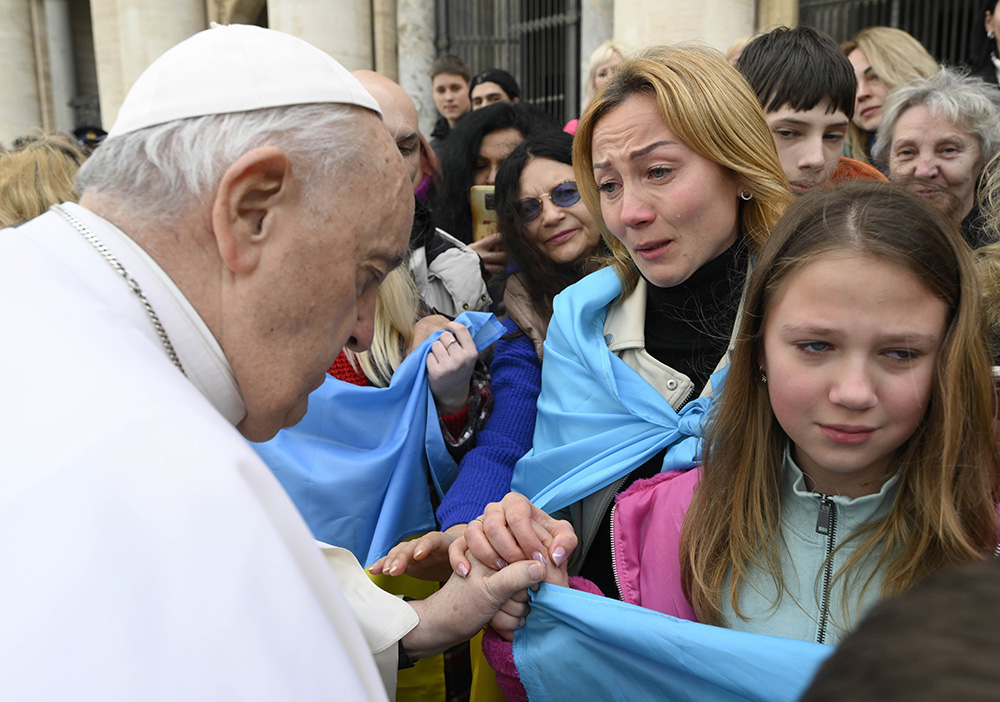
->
xmin=740 ymin=189 xmax=753 ymax=201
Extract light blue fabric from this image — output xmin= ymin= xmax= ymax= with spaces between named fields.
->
xmin=252 ymin=311 xmax=505 ymax=567
xmin=514 ymin=584 xmax=834 ymax=702
xmin=512 ymin=267 xmax=724 ymax=513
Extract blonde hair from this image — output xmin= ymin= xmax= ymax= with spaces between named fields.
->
xmin=585 ymin=40 xmax=631 ymax=104
xmin=976 ymin=151 xmax=1000 ymax=331
xmin=0 ymin=137 xmax=86 ymax=227
xmin=683 ymin=183 xmax=1000 ymax=627
xmin=573 ymin=43 xmax=793 ymax=298
xmin=344 ymin=265 xmax=419 ymax=387
xmin=841 ymin=27 xmax=939 ymax=164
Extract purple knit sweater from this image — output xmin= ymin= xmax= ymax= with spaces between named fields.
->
xmin=436 ymin=317 xmax=542 ymax=529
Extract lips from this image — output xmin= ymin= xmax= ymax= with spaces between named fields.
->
xmin=634 ymin=239 xmax=672 ymax=260
xmin=789 ymin=181 xmax=817 ymax=195
xmin=819 ymin=424 xmax=876 ymax=445
xmin=547 ymin=228 xmax=578 ymax=246
xmin=860 ymin=106 xmax=881 ymax=119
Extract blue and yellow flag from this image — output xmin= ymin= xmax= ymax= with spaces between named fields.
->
xmin=515 ymin=584 xmax=833 ymax=701
xmin=252 ymin=311 xmax=504 ymax=566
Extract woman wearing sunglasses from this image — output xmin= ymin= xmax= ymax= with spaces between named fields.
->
xmin=370 ymin=130 xmax=606 ymax=581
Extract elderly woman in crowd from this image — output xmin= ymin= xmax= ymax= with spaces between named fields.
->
xmin=841 ymin=27 xmax=939 ymax=165
xmin=873 ymin=67 xmax=1000 ymax=249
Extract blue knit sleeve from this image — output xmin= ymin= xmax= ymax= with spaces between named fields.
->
xmin=436 ymin=317 xmax=542 ymax=530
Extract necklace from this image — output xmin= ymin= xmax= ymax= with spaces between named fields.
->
xmin=51 ymin=204 xmax=186 ymax=376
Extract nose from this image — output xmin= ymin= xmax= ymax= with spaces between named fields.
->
xmin=345 ymin=291 xmax=377 ymax=353
xmin=913 ymin=155 xmax=939 ymax=179
xmin=485 ymin=164 xmax=500 ymax=186
xmin=829 ymin=358 xmax=877 ymax=411
xmin=618 ymin=185 xmax=654 ymax=229
xmin=856 ymin=77 xmax=870 ymax=103
xmin=539 ymin=197 xmax=566 ymax=226
xmin=798 ymin=136 xmax=827 ymax=172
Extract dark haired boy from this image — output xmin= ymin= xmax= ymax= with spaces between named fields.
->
xmin=738 ymin=27 xmax=878 ymax=195
xmin=430 ymin=54 xmax=472 ymax=152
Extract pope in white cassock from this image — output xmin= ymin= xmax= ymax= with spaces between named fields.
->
xmin=0 ymin=24 xmax=545 ymax=701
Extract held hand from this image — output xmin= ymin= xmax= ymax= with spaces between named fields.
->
xmin=402 ymin=551 xmax=544 ymax=659
xmin=427 ymin=322 xmax=479 ymax=415
xmin=448 ymin=492 xmax=577 ymax=578
xmin=368 ymin=527 xmax=462 ymax=582
xmin=469 ymin=232 xmax=506 ymax=279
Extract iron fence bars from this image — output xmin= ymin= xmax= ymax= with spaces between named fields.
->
xmin=436 ymin=0 xmax=581 ymax=123
xmin=800 ymin=0 xmax=985 ymax=68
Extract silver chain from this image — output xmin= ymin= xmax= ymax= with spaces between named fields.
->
xmin=51 ymin=205 xmax=186 ymax=376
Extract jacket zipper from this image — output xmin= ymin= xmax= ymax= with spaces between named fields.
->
xmin=814 ymin=495 xmax=837 ymax=645
xmin=609 ymin=502 xmax=623 ymax=600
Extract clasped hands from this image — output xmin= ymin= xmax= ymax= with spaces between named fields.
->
xmin=371 ymin=493 xmax=577 ymax=641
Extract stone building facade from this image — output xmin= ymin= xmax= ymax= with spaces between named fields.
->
xmin=1 ymin=0 xmax=796 ymax=145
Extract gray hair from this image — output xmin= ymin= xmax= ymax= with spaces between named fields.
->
xmin=873 ymin=67 xmax=1000 ymax=170
xmin=77 ymin=103 xmax=371 ymax=220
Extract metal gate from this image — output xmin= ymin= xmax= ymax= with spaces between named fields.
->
xmin=800 ymin=0 xmax=985 ymax=67
xmin=435 ymin=0 xmax=581 ymax=123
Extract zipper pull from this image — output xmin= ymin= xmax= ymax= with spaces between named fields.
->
xmin=816 ymin=496 xmax=832 ymax=535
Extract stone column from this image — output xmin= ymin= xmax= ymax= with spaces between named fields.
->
xmin=46 ymin=0 xmax=77 ymax=134
xmin=614 ymin=0 xmax=755 ymax=55
xmin=397 ymin=0 xmax=435 ymax=136
xmin=373 ymin=0 xmax=398 ymax=80
xmin=758 ymin=0 xmax=798 ymax=32
xmin=269 ymin=0 xmax=373 ymax=71
xmin=579 ymin=0 xmax=613 ymax=115
xmin=89 ymin=0 xmax=205 ymax=130
xmin=0 ymin=0 xmax=44 ymax=143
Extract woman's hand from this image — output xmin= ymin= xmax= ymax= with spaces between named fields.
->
xmin=369 ymin=525 xmax=466 ymax=582
xmin=448 ymin=492 xmax=577 ymax=580
xmin=427 ymin=322 xmax=478 ymax=415
xmin=469 ymin=232 xmax=506 ymax=280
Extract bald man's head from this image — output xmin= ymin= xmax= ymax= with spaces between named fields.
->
xmin=354 ymin=70 xmax=421 ymax=184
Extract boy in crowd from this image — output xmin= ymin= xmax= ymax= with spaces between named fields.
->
xmin=430 ymin=54 xmax=472 ymax=152
xmin=738 ymin=26 xmax=884 ymax=195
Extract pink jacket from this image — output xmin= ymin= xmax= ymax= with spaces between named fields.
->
xmin=483 ymin=468 xmax=701 ymax=700
xmin=612 ymin=467 xmax=700 ymax=620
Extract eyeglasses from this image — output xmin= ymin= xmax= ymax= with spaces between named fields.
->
xmin=516 ymin=180 xmax=581 ymax=222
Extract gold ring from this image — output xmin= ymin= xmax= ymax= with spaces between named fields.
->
xmin=445 ymin=338 xmax=457 ymax=349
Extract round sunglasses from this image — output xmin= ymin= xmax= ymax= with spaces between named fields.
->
xmin=516 ymin=180 xmax=581 ymax=222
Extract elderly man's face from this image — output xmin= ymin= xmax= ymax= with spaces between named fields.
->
xmin=234 ymin=112 xmax=413 ymax=441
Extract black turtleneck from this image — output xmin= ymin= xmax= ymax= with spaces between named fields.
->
xmin=642 ymin=239 xmax=749 ymax=396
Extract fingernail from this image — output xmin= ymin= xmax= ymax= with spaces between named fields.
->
xmin=527 ymin=562 xmax=543 ymax=581
xmin=388 ymin=562 xmax=397 ymax=575
xmin=414 ymin=547 xmax=424 ymax=558
xmin=457 ymin=562 xmax=469 ymax=577
xmin=532 ymin=551 xmax=546 ymax=565
xmin=552 ymin=547 xmax=567 ymax=566
xmin=495 ymin=558 xmax=508 ymax=570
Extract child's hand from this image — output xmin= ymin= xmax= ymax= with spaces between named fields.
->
xmin=370 ymin=526 xmax=464 ymax=582
xmin=448 ymin=492 xmax=577 ymax=579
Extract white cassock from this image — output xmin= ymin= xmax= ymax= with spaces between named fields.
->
xmin=0 ymin=203 xmax=417 ymax=700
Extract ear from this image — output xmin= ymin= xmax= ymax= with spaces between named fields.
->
xmin=211 ymin=146 xmax=291 ymax=275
